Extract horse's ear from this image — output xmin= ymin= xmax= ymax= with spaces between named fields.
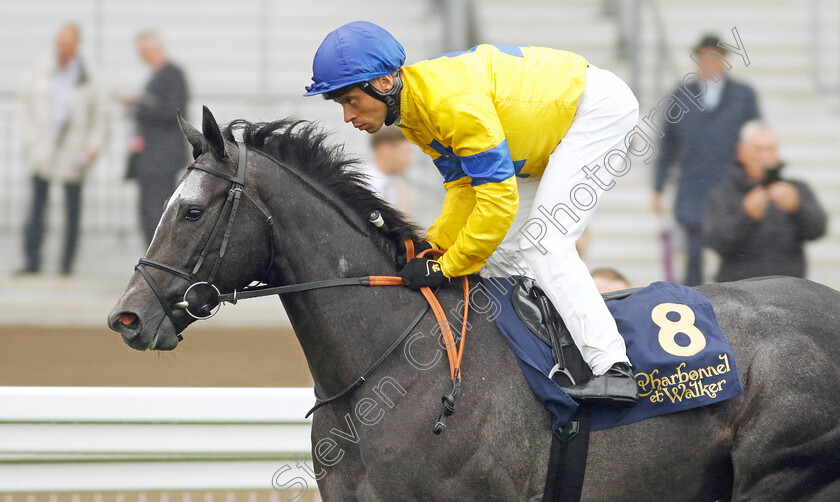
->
xmin=201 ymin=106 xmax=227 ymax=160
xmin=177 ymin=110 xmax=204 ymax=160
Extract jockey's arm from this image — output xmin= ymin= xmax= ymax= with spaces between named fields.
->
xmin=425 ymin=176 xmax=476 ymax=251
xmin=421 ymin=93 xmax=520 ymax=277
xmin=434 ymin=175 xmax=519 ymax=277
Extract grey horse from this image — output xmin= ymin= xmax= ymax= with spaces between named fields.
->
xmin=108 ymin=108 xmax=840 ymax=501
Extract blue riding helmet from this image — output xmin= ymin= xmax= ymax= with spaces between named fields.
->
xmin=304 ymin=21 xmax=406 ymax=97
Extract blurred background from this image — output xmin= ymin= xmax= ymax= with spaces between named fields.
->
xmin=0 ymin=0 xmax=838 ymax=499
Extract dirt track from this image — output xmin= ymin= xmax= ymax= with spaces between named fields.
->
xmin=0 ymin=324 xmax=312 ymax=387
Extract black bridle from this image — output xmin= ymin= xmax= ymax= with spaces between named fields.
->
xmin=132 ymin=139 xmax=440 ymax=423
xmin=134 ymin=140 xmax=413 ymax=328
xmin=135 ymin=141 xmax=278 ymax=333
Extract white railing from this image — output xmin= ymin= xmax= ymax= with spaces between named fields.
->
xmin=0 ymin=387 xmax=316 ymax=494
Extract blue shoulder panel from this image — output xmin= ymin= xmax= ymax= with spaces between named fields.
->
xmin=434 ymin=44 xmax=524 ymax=60
xmin=461 ymin=139 xmax=516 ymax=186
xmin=429 ymin=139 xmax=523 ymax=185
xmin=513 ymin=159 xmax=529 ymax=178
xmin=493 ymin=45 xmax=524 ymax=57
xmin=433 ymin=156 xmax=465 ymax=183
xmin=429 ymin=140 xmax=465 ymax=183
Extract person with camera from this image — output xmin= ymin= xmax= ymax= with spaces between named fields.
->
xmin=702 ymin=121 xmax=827 ymax=282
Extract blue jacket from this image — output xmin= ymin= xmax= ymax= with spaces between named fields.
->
xmin=654 ymin=78 xmax=759 ymax=227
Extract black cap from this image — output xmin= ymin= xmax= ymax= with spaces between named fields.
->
xmin=694 ymin=34 xmax=726 ymax=53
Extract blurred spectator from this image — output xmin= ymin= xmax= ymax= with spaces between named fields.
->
xmin=123 ymin=30 xmax=189 ymax=245
xmin=360 ymin=126 xmax=416 ymax=217
xmin=703 ymin=121 xmax=826 ymax=282
xmin=653 ymin=34 xmax=760 ymax=286
xmin=591 ymin=267 xmax=631 ymax=293
xmin=18 ymin=23 xmax=107 ymax=275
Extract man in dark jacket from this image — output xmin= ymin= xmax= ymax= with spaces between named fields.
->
xmin=702 ymin=121 xmax=826 ymax=282
xmin=653 ymin=34 xmax=760 ymax=286
xmin=127 ymin=31 xmax=189 ymax=245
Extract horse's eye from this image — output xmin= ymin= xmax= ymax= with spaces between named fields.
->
xmin=185 ymin=208 xmax=203 ymax=221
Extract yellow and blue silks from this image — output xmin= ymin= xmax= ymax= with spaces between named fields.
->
xmin=398 ymin=44 xmax=588 ymax=277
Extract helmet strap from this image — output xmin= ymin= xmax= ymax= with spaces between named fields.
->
xmin=359 ymin=72 xmax=403 ymax=126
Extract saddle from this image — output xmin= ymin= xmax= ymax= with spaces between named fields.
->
xmin=509 ymin=276 xmax=641 ymax=502
xmin=510 ymin=276 xmax=640 ymax=386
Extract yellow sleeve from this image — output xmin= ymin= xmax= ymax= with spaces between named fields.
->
xmin=438 ymin=176 xmax=519 ymax=277
xmin=425 ymin=177 xmax=476 ymax=251
xmin=413 ymin=87 xmax=520 ymax=277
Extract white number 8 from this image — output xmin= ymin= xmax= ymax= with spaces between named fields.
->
xmin=651 ymin=303 xmax=706 ymax=357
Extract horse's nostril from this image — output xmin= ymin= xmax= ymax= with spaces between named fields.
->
xmin=118 ymin=313 xmax=138 ymax=326
xmin=109 ymin=310 xmax=141 ymax=334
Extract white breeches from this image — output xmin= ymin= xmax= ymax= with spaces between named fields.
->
xmin=483 ymin=65 xmax=640 ymax=375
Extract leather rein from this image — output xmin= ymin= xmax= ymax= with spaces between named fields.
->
xmin=133 ymin=141 xmax=470 ymax=431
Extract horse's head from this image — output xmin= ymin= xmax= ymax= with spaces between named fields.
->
xmin=107 ymin=106 xmax=274 ymax=350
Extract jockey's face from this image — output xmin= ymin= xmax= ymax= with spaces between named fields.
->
xmin=332 ymin=76 xmax=393 ymax=134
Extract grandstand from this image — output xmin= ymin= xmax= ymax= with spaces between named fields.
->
xmin=0 ymin=0 xmax=837 ymax=287
xmin=0 ymin=0 xmax=838 ymax=499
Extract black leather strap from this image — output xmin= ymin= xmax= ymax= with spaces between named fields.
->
xmin=601 ymin=287 xmax=643 ymax=301
xmin=218 ymin=276 xmax=381 ymax=303
xmin=192 ymin=187 xmax=237 ymax=277
xmin=542 ymin=405 xmax=592 ymax=502
xmin=305 ymin=299 xmax=431 ymax=418
xmin=137 ymin=258 xmax=193 ymax=282
xmin=136 ymin=264 xmax=176 ymax=324
xmin=187 ymin=163 xmax=241 ymax=184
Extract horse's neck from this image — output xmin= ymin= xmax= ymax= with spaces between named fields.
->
xmin=263 ymin=177 xmax=423 ymax=396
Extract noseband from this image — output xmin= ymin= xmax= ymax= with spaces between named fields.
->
xmin=135 ymin=141 xmax=277 ymax=333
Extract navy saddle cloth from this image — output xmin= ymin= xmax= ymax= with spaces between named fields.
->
xmin=483 ymin=277 xmax=742 ymax=431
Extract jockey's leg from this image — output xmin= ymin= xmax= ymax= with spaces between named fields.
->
xmin=517 ymin=65 xmax=638 ymax=377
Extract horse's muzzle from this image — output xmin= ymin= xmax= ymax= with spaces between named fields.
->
xmin=108 ymin=308 xmax=141 ymax=338
xmin=107 ymin=307 xmax=180 ymax=351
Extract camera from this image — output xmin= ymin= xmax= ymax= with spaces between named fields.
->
xmin=761 ymin=167 xmax=782 ymax=187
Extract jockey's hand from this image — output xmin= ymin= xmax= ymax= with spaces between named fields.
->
xmin=398 ymin=256 xmax=450 ymax=290
xmin=396 ymin=239 xmax=435 ymax=266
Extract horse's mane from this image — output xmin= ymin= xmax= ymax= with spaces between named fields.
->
xmin=222 ymin=119 xmax=421 ymax=246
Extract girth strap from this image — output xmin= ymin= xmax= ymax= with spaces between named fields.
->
xmin=542 ymin=405 xmax=592 ymax=502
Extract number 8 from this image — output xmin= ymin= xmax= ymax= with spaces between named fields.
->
xmin=651 ymin=303 xmax=706 ymax=357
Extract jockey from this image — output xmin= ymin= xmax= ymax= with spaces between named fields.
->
xmin=305 ymin=21 xmax=639 ymax=406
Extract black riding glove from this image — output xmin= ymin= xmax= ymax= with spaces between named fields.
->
xmin=396 ymin=239 xmax=435 ymax=267
xmin=398 ymin=256 xmax=450 ymax=290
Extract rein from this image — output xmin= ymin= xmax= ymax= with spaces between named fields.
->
xmin=135 ymin=142 xmax=470 ymax=432
xmin=305 ymin=245 xmax=471 ymax=435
